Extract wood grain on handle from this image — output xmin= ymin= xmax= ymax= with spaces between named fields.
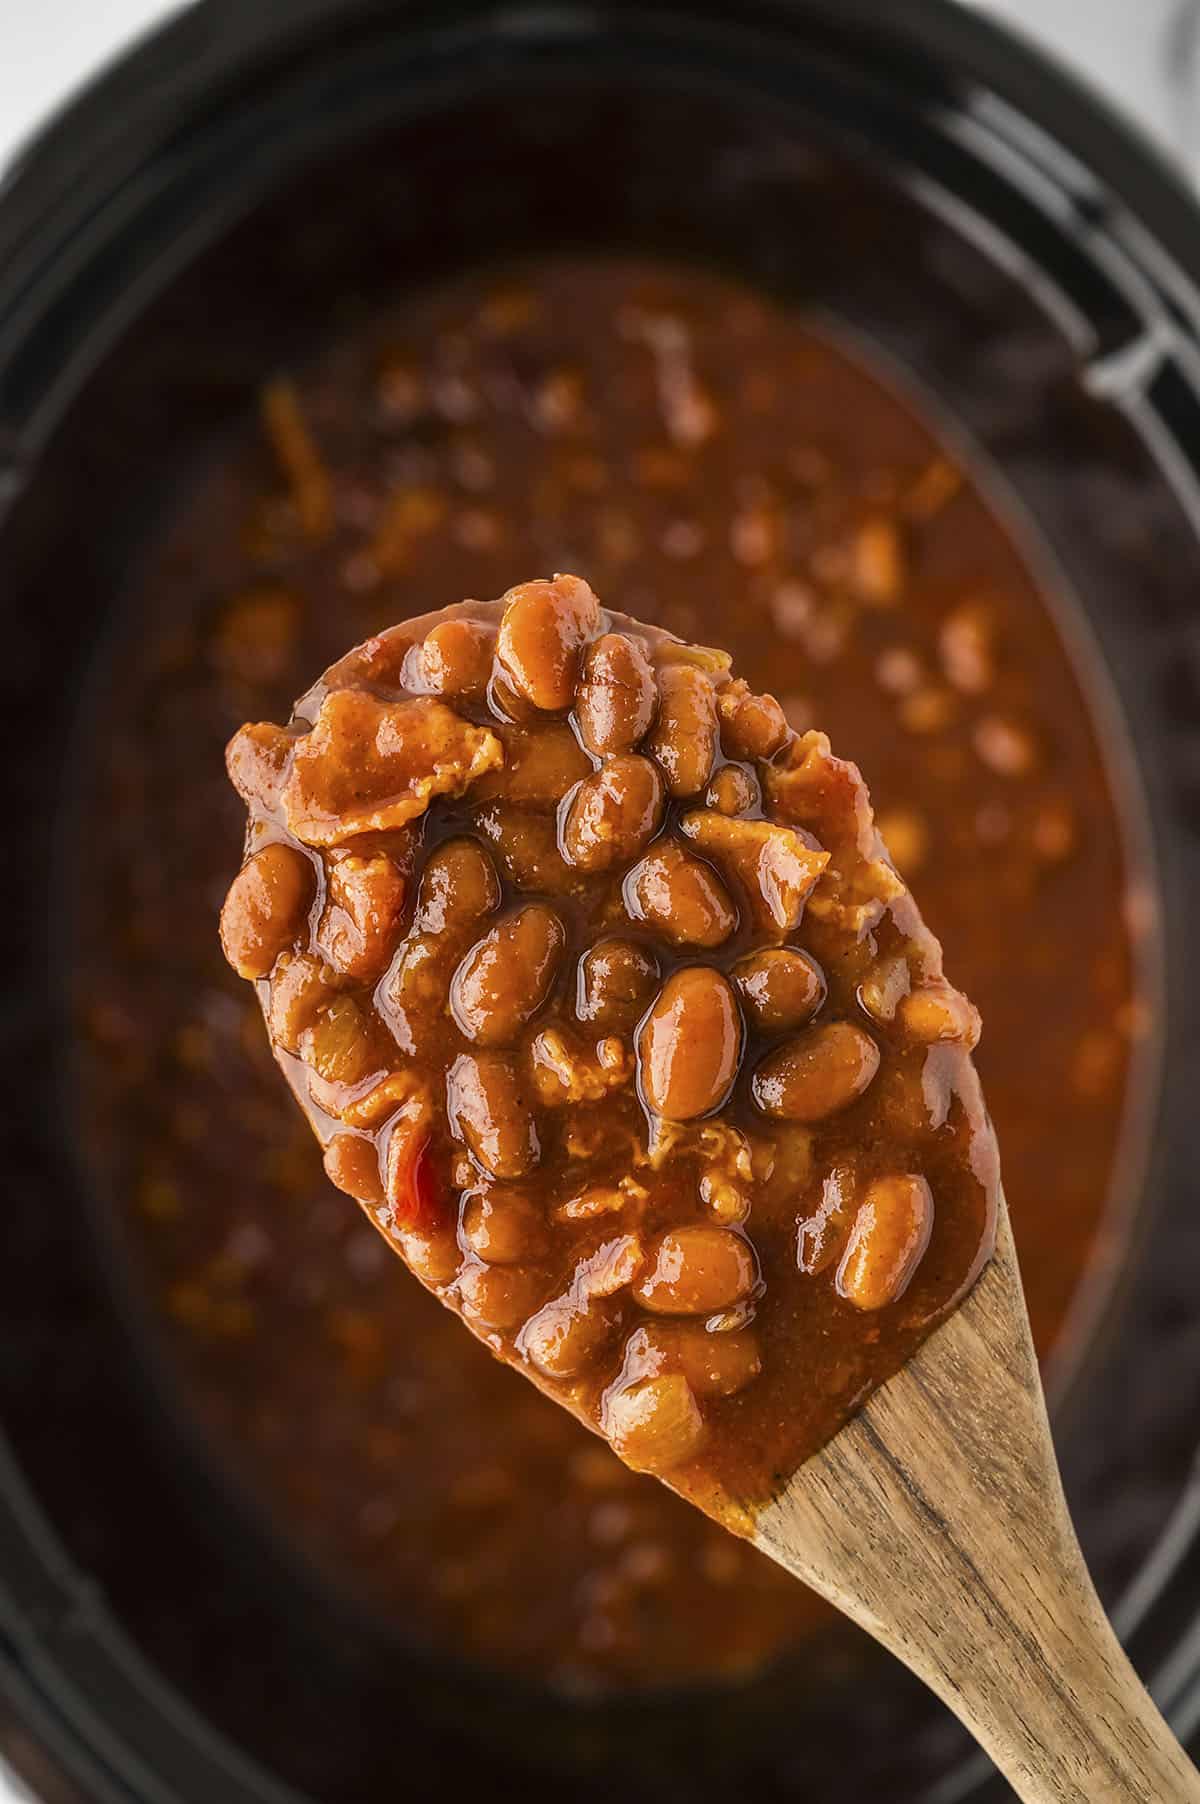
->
xmin=753 ymin=1206 xmax=1200 ymax=1804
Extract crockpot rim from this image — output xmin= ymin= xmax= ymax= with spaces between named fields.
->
xmin=6 ymin=0 xmax=1200 ymax=438
xmin=3 ymin=3 xmax=1200 ymax=1802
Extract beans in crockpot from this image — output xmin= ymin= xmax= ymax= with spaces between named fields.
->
xmin=221 ymin=581 xmax=999 ymax=1501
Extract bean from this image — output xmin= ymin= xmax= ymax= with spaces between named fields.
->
xmin=381 ymin=932 xmax=445 ymax=1060
xmin=974 ymin=713 xmax=1037 ymax=776
xmin=876 ymin=805 xmax=928 ymax=876
xmin=837 ymin=1175 xmax=933 ymax=1310
xmin=220 ymin=842 xmax=314 ymax=979
xmin=266 ymin=951 xmax=343 ymax=1052
xmin=623 ymin=841 xmax=736 ymax=948
xmin=897 ymin=981 xmax=981 ymax=1049
xmin=705 ymin=765 xmax=759 ymax=816
xmin=718 ymin=679 xmax=790 ymax=761
xmin=322 ymin=1134 xmax=384 ymax=1207
xmin=447 ymin=1051 xmax=540 ymax=1179
xmin=699 ymin=1169 xmax=751 ymax=1225
xmin=939 ymin=600 xmax=994 ymax=695
xmin=521 ymin=1293 xmax=616 ymax=1379
xmin=396 ymin=1225 xmax=461 ymax=1287
xmin=624 ymin=1321 xmax=761 ymax=1399
xmin=632 ymin=1225 xmax=757 ymax=1316
xmin=225 ymin=720 xmax=294 ymax=811
xmin=645 ymin=664 xmax=719 ymax=796
xmin=299 ymin=995 xmax=389 ymax=1088
xmin=858 ymin=954 xmax=912 ymax=1025
xmin=496 ymin=574 xmax=600 ymax=710
xmin=460 ymin=1188 xmax=545 ymax=1264
xmin=412 ymin=616 xmax=496 ymax=699
xmin=317 ymin=852 xmax=406 ymax=979
xmin=602 ymin=1373 xmax=706 ymax=1472
xmin=450 ymin=905 xmax=565 ymax=1046
xmin=752 ymin=1021 xmax=880 ymax=1122
xmin=732 ymin=947 xmax=826 ymax=1033
xmin=561 ymin=754 xmax=664 ymax=871
xmin=576 ymin=938 xmax=660 ymax=1028
xmin=458 ymin=1260 xmax=545 ymax=1332
xmin=577 ymin=632 xmax=657 ymax=753
xmin=638 ymin=968 xmax=741 ymax=1121
xmin=413 ymin=837 xmax=500 ymax=933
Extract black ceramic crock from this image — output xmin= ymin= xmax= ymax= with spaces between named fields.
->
xmin=4 ymin=3 xmax=1200 ymax=1800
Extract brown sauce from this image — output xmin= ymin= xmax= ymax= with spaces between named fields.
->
xmin=218 ymin=583 xmax=999 ymax=1509
xmin=74 ymin=256 xmax=1139 ymax=1694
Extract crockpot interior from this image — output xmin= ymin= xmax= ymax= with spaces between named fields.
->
xmin=4 ymin=9 xmax=1200 ymax=1803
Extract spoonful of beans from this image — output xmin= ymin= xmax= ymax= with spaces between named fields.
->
xmin=219 ymin=574 xmax=1200 ymax=1802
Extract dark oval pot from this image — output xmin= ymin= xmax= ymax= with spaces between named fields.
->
xmin=3 ymin=3 xmax=1200 ymax=1800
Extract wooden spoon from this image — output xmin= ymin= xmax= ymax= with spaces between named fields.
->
xmin=750 ymin=1194 xmax=1200 ymax=1802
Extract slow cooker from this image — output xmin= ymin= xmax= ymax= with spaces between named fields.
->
xmin=3 ymin=3 xmax=1200 ymax=1799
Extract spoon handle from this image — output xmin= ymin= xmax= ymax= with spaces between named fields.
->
xmin=754 ymin=1209 xmax=1200 ymax=1802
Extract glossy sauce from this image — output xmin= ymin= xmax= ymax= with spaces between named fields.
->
xmin=219 ymin=586 xmax=999 ymax=1508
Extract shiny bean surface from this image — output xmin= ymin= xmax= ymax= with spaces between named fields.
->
xmin=448 ymin=1051 xmax=540 ymax=1179
xmin=576 ymin=938 xmax=660 ymax=1028
xmin=733 ymin=947 xmax=827 ymax=1034
xmin=577 ymin=632 xmax=657 ymax=754
xmin=638 ymin=968 xmax=741 ymax=1121
xmin=752 ymin=1022 xmax=881 ymax=1122
xmin=450 ymin=905 xmax=565 ymax=1046
xmin=624 ymin=841 xmax=737 ymax=948
xmin=496 ymin=574 xmax=601 ymax=710
xmin=561 ymin=754 xmax=665 ymax=872
xmin=220 ymin=842 xmax=314 ymax=979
